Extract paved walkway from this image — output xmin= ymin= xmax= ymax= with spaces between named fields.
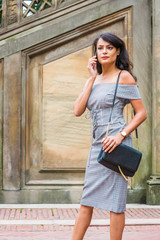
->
xmin=0 ymin=204 xmax=159 ymax=240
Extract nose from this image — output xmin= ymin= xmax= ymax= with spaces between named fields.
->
xmin=103 ymin=47 xmax=108 ymax=54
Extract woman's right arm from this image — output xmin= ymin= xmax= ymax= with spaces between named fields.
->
xmin=73 ymin=56 xmax=97 ymax=117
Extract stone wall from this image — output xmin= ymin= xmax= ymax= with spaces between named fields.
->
xmin=0 ymin=0 xmax=159 ymax=204
xmin=146 ymin=0 xmax=160 ymax=205
xmin=7 ymin=0 xmax=18 ymax=25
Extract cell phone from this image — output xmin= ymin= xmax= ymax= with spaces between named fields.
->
xmin=92 ymin=49 xmax=97 ymax=69
xmin=95 ymin=49 xmax=97 ymax=58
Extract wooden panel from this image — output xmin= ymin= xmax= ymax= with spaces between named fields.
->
xmin=42 ymin=47 xmax=91 ymax=169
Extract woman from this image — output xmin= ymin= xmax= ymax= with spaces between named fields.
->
xmin=71 ymin=32 xmax=147 ymax=240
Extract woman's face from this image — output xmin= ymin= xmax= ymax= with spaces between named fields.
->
xmin=96 ymin=38 xmax=119 ymax=65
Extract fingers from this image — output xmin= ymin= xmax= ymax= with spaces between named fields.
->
xmin=87 ymin=56 xmax=98 ymax=76
xmin=108 ymin=145 xmax=117 ymax=153
xmin=102 ymin=136 xmax=111 ymax=147
xmin=88 ymin=56 xmax=97 ymax=67
xmin=103 ymin=139 xmax=116 ymax=152
xmin=102 ymin=137 xmax=119 ymax=153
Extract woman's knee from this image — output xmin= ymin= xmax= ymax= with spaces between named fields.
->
xmin=110 ymin=211 xmax=125 ymax=215
xmin=79 ymin=205 xmax=93 ymax=216
xmin=110 ymin=211 xmax=125 ymax=219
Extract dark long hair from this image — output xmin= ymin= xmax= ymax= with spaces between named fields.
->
xmin=93 ymin=32 xmax=136 ymax=81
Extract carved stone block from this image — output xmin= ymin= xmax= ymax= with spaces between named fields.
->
xmin=8 ymin=0 xmax=17 ymax=7
xmin=7 ymin=2 xmax=17 ymax=25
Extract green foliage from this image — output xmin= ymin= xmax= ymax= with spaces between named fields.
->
xmin=28 ymin=0 xmax=68 ymax=12
xmin=23 ymin=0 xmax=69 ymax=17
xmin=0 ymin=0 xmax=2 ymax=25
xmin=32 ymin=0 xmax=52 ymax=11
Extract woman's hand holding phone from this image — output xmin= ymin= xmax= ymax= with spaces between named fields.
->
xmin=87 ymin=54 xmax=98 ymax=80
xmin=73 ymin=53 xmax=98 ymax=116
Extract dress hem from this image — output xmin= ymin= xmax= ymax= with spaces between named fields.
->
xmin=80 ymin=200 xmax=126 ymax=213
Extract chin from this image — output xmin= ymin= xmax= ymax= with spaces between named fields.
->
xmin=100 ymin=60 xmax=109 ymax=64
xmin=101 ymin=59 xmax=115 ymax=65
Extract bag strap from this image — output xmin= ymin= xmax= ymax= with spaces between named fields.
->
xmin=105 ymin=70 xmax=138 ymax=139
xmin=108 ymin=70 xmax=121 ymax=122
xmin=134 ymin=110 xmax=138 ymax=138
xmin=105 ymin=70 xmax=122 ymax=138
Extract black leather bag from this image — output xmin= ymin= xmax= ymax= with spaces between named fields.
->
xmin=97 ymin=143 xmax=142 ymax=177
xmin=97 ymin=71 xmax=142 ymax=179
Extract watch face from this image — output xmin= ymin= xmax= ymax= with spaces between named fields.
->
xmin=122 ymin=131 xmax=127 ymax=136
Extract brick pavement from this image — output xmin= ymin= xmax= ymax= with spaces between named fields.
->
xmin=0 ymin=206 xmax=160 ymax=221
xmin=0 ymin=204 xmax=159 ymax=240
xmin=0 ymin=226 xmax=160 ymax=240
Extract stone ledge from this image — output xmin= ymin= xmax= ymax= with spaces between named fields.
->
xmin=0 ymin=188 xmax=146 ymax=204
xmin=146 ymin=175 xmax=160 ymax=205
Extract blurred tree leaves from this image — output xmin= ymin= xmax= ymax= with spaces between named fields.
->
xmin=0 ymin=0 xmax=2 ymax=25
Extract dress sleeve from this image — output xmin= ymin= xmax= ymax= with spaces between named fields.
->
xmin=116 ymin=84 xmax=141 ymax=105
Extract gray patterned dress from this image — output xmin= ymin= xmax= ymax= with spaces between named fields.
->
xmin=80 ymin=81 xmax=141 ymax=213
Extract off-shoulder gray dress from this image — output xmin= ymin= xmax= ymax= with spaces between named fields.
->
xmin=80 ymin=82 xmax=141 ymax=213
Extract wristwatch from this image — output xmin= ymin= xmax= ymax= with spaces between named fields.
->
xmin=120 ymin=131 xmax=127 ymax=138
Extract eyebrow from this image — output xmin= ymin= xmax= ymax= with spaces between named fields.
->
xmin=97 ymin=44 xmax=112 ymax=47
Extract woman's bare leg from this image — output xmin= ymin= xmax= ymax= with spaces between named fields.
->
xmin=71 ymin=205 xmax=93 ymax=240
xmin=110 ymin=211 xmax=125 ymax=240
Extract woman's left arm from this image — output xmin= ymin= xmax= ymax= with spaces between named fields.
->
xmin=102 ymin=99 xmax=147 ymax=153
xmin=102 ymin=70 xmax=147 ymax=153
xmin=121 ymin=98 xmax=147 ymax=138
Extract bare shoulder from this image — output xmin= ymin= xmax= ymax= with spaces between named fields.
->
xmin=119 ymin=70 xmax=136 ymax=85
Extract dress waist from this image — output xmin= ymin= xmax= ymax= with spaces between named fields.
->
xmin=85 ymin=108 xmax=126 ymax=144
xmin=89 ymin=108 xmax=125 ymax=127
